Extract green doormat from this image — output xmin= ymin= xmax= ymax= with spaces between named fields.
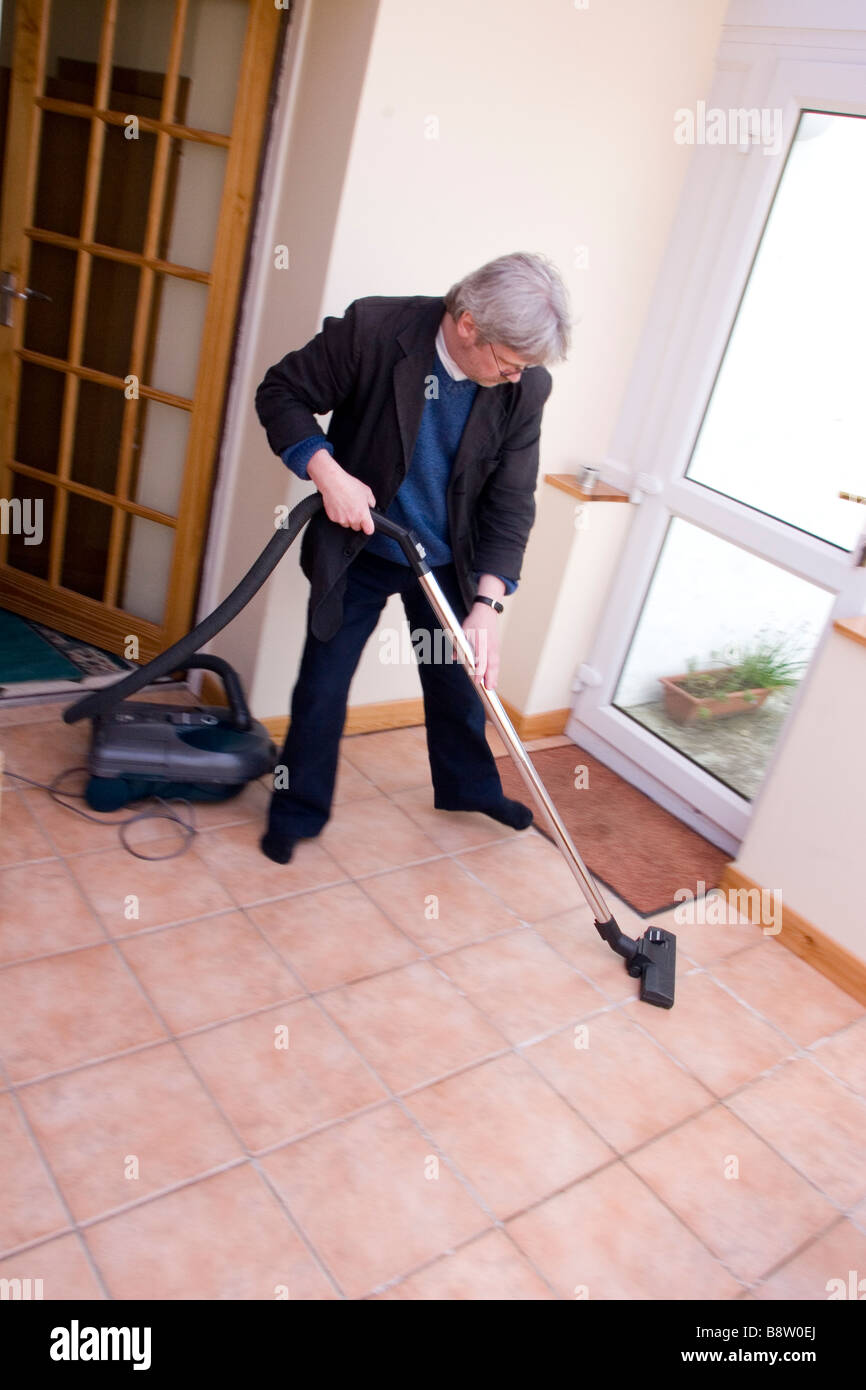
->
xmin=0 ymin=610 xmax=134 ymax=694
xmin=0 ymin=609 xmax=83 ymax=683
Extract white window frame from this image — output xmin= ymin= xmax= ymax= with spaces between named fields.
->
xmin=568 ymin=20 xmax=866 ymax=856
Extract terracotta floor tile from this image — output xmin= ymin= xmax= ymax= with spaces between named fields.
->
xmin=16 ymin=779 xmax=167 ymax=856
xmin=0 ymin=701 xmax=66 ymax=727
xmin=192 ymin=821 xmax=345 ymax=906
xmin=0 ymin=1093 xmax=70 ymax=1254
xmin=485 ymin=725 xmax=507 ymax=757
xmin=808 ymin=1017 xmax=866 ymax=1095
xmin=0 ymin=946 xmax=165 ymax=1083
xmin=260 ymin=1103 xmax=488 ymax=1296
xmin=669 ymin=890 xmax=768 ymax=967
xmin=404 ymin=1053 xmax=612 ymax=1218
xmin=375 ymin=1229 xmax=553 ymax=1299
xmin=727 ymin=1058 xmax=866 ymax=1208
xmin=319 ymin=961 xmax=506 ymax=1092
xmin=66 ymin=840 xmax=233 ymax=934
xmin=0 ymin=860 xmax=104 ymax=964
xmin=319 ymin=794 xmax=440 ymax=878
xmin=174 ymin=777 xmax=269 ymax=831
xmin=83 ymin=1164 xmax=336 ymax=1298
xmin=753 ymin=1218 xmax=866 ymax=1300
xmin=455 ymin=834 xmax=586 ymax=922
xmin=0 ymin=1232 xmax=105 ymax=1298
xmin=532 ymin=907 xmax=643 ymax=1002
xmin=0 ymin=790 xmax=54 ymax=866
xmin=360 ymin=858 xmax=520 ymax=954
xmin=507 ymin=1161 xmax=741 ymax=1299
xmin=0 ymin=720 xmax=92 ymax=781
xmin=435 ymin=931 xmax=607 ymax=1044
xmin=526 ymin=1011 xmax=713 ymax=1153
xmin=629 ymin=971 xmax=795 ymax=1097
xmin=628 ymin=1106 xmax=835 ymax=1282
xmin=182 ymin=999 xmax=386 ymax=1152
xmin=713 ymin=944 xmax=863 ymax=1046
xmin=390 ymin=785 xmax=521 ymax=852
xmin=340 ymin=726 xmax=431 ymax=793
xmin=20 ymin=1043 xmax=243 ymax=1222
xmin=248 ymin=883 xmax=418 ymax=992
xmin=119 ymin=911 xmax=302 ymax=1033
xmin=333 ymin=756 xmax=379 ymax=805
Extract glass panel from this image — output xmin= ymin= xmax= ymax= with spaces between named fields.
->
xmin=687 ymin=111 xmax=866 ymax=550
xmin=22 ymin=242 xmax=77 ymax=361
xmin=71 ymin=381 xmax=127 ymax=492
xmin=32 ymin=110 xmax=90 ymax=238
xmin=94 ymin=123 xmax=159 ymax=253
xmin=177 ymin=0 xmax=247 ymax=135
xmin=146 ymin=274 xmax=208 ymax=399
xmin=113 ymin=0 xmax=180 ymax=104
xmin=159 ymin=139 xmax=227 ymax=270
xmin=5 ymin=474 xmax=55 ymax=581
xmin=81 ymin=257 xmax=140 ymax=378
xmin=132 ymin=399 xmax=190 ymax=515
xmin=120 ymin=515 xmax=174 ymax=623
xmin=15 ymin=364 xmax=66 ymax=474
xmin=60 ymin=493 xmax=113 ymax=601
xmin=612 ymin=518 xmax=835 ymax=801
xmin=44 ymin=0 xmax=106 ymax=105
xmin=112 ymin=0 xmax=247 ymax=137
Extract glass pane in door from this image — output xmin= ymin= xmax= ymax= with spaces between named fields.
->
xmin=686 ymin=111 xmax=866 ymax=550
xmin=612 ymin=518 xmax=836 ymax=800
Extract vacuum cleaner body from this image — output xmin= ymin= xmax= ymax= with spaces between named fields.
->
xmin=81 ymin=655 xmax=276 ymax=811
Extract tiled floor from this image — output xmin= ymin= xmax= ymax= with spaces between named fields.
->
xmin=0 ymin=693 xmax=864 ymax=1300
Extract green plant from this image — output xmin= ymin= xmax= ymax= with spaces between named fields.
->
xmin=678 ymin=631 xmax=807 ymax=698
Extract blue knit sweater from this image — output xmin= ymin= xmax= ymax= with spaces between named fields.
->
xmin=281 ymin=348 xmax=517 ymax=593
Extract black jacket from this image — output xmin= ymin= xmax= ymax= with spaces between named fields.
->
xmin=255 ymin=294 xmax=553 ymax=640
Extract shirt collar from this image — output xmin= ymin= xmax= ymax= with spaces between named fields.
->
xmin=435 ymin=320 xmax=468 ymax=381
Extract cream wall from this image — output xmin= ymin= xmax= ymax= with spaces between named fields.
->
xmin=733 ymin=628 xmax=866 ymax=964
xmin=204 ymin=0 xmax=729 ymax=721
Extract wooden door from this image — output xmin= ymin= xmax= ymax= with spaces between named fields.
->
xmin=0 ymin=0 xmax=284 ymax=663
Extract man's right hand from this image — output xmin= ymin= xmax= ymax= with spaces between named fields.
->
xmin=307 ymin=449 xmax=376 ymax=535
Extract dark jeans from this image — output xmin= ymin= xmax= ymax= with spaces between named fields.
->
xmin=266 ymin=547 xmax=507 ymax=839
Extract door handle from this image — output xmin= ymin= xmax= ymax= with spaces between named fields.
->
xmin=1 ymin=271 xmax=53 ymax=327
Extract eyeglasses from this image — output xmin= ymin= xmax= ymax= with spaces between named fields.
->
xmin=488 ymin=342 xmax=531 ymax=380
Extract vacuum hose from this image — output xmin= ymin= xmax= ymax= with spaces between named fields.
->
xmin=63 ymin=492 xmax=325 ymax=725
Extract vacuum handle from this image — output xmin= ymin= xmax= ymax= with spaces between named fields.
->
xmin=181 ymin=654 xmax=253 ymax=733
xmin=368 ymin=510 xmax=429 ymax=572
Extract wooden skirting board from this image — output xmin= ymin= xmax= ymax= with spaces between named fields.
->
xmin=198 ymin=673 xmax=569 ymax=741
xmin=720 ymin=863 xmax=866 ymax=1006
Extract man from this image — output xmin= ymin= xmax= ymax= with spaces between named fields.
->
xmin=254 ymin=251 xmax=571 ymax=863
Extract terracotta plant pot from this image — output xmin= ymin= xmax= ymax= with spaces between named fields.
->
xmin=659 ymin=669 xmax=772 ymax=726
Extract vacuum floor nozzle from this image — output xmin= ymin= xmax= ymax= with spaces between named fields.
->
xmin=628 ymin=926 xmax=677 ymax=1009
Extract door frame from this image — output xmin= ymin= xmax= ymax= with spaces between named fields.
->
xmin=567 ymin=31 xmax=866 ymax=855
xmin=0 ymin=0 xmax=285 ymax=663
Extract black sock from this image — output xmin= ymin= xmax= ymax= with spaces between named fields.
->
xmin=436 ymin=795 xmax=533 ymax=830
xmin=260 ymin=829 xmax=296 ymax=864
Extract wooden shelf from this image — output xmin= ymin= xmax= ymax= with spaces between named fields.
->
xmin=544 ymin=473 xmax=630 ymax=503
xmin=833 ymin=615 xmax=866 ymax=650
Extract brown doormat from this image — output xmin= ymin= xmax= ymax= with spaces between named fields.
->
xmin=495 ymin=741 xmax=730 ymax=917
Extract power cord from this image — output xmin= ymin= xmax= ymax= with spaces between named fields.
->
xmin=2 ymin=766 xmax=198 ymax=861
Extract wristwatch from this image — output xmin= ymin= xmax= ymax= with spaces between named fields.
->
xmin=473 ymin=594 xmax=504 ymax=614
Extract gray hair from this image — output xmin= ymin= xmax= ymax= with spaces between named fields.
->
xmin=443 ymin=252 xmax=571 ymax=365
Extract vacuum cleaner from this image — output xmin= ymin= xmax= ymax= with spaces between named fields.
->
xmin=63 ymin=492 xmax=677 ymax=1009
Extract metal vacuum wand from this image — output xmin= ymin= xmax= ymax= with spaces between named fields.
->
xmin=369 ymin=510 xmax=677 ymax=1009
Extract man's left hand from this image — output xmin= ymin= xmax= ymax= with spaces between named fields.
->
xmin=462 ymin=602 xmax=501 ymax=690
